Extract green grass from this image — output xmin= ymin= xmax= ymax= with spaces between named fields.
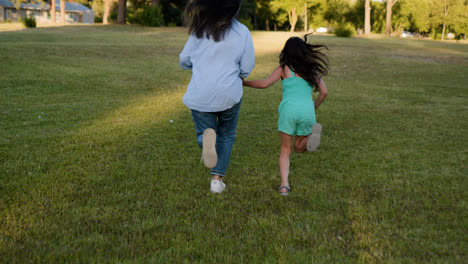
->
xmin=0 ymin=25 xmax=467 ymax=263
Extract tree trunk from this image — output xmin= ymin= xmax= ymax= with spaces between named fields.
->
xmin=441 ymin=22 xmax=446 ymax=40
xmin=385 ymin=0 xmax=392 ymax=36
xmin=117 ymin=0 xmax=126 ymax=24
xmin=304 ymin=2 xmax=307 ymax=32
xmin=288 ymin=7 xmax=297 ymax=32
xmin=266 ymin=17 xmax=269 ymax=31
xmin=50 ymin=0 xmax=56 ymax=23
xmin=364 ymin=0 xmax=371 ymax=36
xmin=254 ymin=5 xmax=257 ymax=30
xmin=60 ymin=0 xmax=65 ymax=24
xmin=103 ymin=0 xmax=110 ymax=24
xmin=441 ymin=0 xmax=449 ymax=40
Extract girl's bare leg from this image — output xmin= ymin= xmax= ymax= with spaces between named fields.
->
xmin=279 ymin=132 xmax=293 ymax=193
xmin=294 ymin=135 xmax=309 ymax=153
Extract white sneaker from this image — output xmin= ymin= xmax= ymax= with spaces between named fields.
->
xmin=210 ymin=179 xmax=226 ymax=193
xmin=307 ymin=123 xmax=322 ymax=152
xmin=202 ymin=128 xmax=217 ymax=168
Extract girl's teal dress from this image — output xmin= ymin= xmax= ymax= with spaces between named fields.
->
xmin=278 ymin=70 xmax=316 ymax=136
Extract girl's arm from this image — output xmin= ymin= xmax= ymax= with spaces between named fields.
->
xmin=242 ymin=66 xmax=283 ymax=89
xmin=314 ymin=78 xmax=328 ymax=110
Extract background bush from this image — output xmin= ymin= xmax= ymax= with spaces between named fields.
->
xmin=22 ymin=16 xmax=36 ymax=28
xmin=334 ymin=23 xmax=356 ymax=37
xmin=160 ymin=0 xmax=182 ymax=26
xmin=129 ymin=5 xmax=164 ymax=27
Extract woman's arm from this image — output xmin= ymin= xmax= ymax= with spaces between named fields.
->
xmin=314 ymin=78 xmax=328 ymax=110
xmin=242 ymin=66 xmax=283 ymax=89
xmin=179 ymin=35 xmax=195 ymax=70
xmin=239 ymin=32 xmax=255 ymax=79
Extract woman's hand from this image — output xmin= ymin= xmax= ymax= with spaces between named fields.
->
xmin=242 ymin=66 xmax=282 ymax=89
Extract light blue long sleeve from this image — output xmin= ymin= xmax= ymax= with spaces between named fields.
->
xmin=179 ymin=20 xmax=255 ymax=112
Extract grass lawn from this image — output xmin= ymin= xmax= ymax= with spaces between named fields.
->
xmin=0 ymin=25 xmax=467 ymax=262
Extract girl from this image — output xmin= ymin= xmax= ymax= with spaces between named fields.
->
xmin=242 ymin=35 xmax=328 ymax=196
xmin=179 ymin=0 xmax=255 ymax=193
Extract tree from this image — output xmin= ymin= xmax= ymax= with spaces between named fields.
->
xmin=450 ymin=0 xmax=468 ymax=38
xmin=308 ymin=0 xmax=328 ymax=31
xmin=398 ymin=0 xmax=431 ymax=33
xmin=103 ymin=0 xmax=110 ymax=24
xmin=255 ymin=0 xmax=276 ymax=31
xmin=437 ymin=0 xmax=450 ymax=39
xmin=429 ymin=0 xmax=468 ymax=39
xmin=117 ymin=0 xmax=126 ymax=24
xmin=323 ymin=0 xmax=349 ymax=29
xmin=50 ymin=0 xmax=56 ymax=23
xmin=60 ymin=0 xmax=65 ymax=24
xmin=364 ymin=0 xmax=370 ymax=35
xmin=304 ymin=2 xmax=307 ymax=32
xmin=385 ymin=0 xmax=398 ymax=35
xmin=288 ymin=6 xmax=298 ymax=31
xmin=271 ymin=0 xmax=309 ymax=32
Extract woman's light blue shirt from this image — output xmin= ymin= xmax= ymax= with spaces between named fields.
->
xmin=179 ymin=20 xmax=255 ymax=112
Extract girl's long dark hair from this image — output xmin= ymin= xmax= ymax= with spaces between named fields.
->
xmin=279 ymin=34 xmax=329 ymax=90
xmin=183 ymin=0 xmax=242 ymax=42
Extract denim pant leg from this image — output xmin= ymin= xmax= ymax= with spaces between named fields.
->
xmin=191 ymin=101 xmax=241 ymax=177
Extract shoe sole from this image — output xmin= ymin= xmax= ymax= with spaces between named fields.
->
xmin=307 ymin=123 xmax=322 ymax=152
xmin=210 ymin=188 xmax=225 ymax=193
xmin=202 ymin=128 xmax=217 ymax=168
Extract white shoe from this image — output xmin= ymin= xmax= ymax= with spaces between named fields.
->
xmin=307 ymin=123 xmax=322 ymax=152
xmin=210 ymin=179 xmax=226 ymax=193
xmin=202 ymin=128 xmax=217 ymax=168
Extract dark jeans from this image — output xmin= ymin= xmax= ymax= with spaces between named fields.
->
xmin=190 ymin=101 xmax=241 ymax=177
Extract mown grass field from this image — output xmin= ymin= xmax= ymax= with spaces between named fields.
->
xmin=0 ymin=24 xmax=466 ymax=263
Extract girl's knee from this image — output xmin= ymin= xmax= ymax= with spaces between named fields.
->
xmin=294 ymin=141 xmax=306 ymax=153
xmin=294 ymin=146 xmax=306 ymax=153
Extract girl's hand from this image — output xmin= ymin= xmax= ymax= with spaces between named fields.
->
xmin=314 ymin=79 xmax=328 ymax=109
xmin=242 ymin=66 xmax=282 ymax=89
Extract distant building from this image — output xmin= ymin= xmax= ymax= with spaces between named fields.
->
xmin=0 ymin=0 xmax=94 ymax=24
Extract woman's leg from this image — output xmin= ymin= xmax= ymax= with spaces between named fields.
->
xmin=279 ymin=132 xmax=293 ymax=193
xmin=211 ymin=101 xmax=241 ymax=178
xmin=191 ymin=110 xmax=217 ymax=149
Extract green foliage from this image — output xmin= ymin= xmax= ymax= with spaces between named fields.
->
xmin=270 ymin=0 xmax=309 ymax=31
xmin=334 ymin=22 xmax=355 ymax=37
xmin=345 ymin=0 xmax=365 ymax=30
xmin=428 ymin=0 xmax=468 ymax=39
xmin=323 ymin=0 xmax=350 ymax=26
xmin=129 ymin=5 xmax=164 ymax=27
xmin=399 ymin=0 xmax=431 ymax=33
xmin=21 ymin=16 xmax=36 ymax=28
xmin=308 ymin=0 xmax=328 ymax=30
xmin=160 ymin=0 xmax=182 ymax=26
xmin=239 ymin=18 xmax=254 ymax=30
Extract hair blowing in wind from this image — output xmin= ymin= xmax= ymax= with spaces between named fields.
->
xmin=183 ymin=0 xmax=242 ymax=42
xmin=279 ymin=34 xmax=329 ymax=90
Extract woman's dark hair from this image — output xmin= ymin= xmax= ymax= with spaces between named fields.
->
xmin=183 ymin=0 xmax=242 ymax=42
xmin=279 ymin=34 xmax=329 ymax=90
